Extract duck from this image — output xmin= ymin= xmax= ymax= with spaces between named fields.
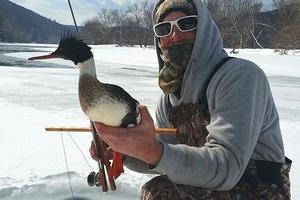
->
xmin=28 ymin=35 xmax=141 ymax=182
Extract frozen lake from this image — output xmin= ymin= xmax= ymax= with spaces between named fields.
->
xmin=0 ymin=43 xmax=299 ymax=199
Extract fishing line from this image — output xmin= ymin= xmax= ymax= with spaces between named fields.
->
xmin=67 ymin=132 xmax=95 ymax=171
xmin=63 ymin=2 xmax=93 ymax=198
xmin=60 ymin=132 xmax=75 ymax=200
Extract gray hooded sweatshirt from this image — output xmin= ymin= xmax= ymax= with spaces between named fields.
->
xmin=125 ymin=0 xmax=285 ymax=191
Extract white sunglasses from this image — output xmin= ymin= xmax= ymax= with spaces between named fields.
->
xmin=153 ymin=15 xmax=197 ymax=37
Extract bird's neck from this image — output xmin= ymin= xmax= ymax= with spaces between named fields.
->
xmin=77 ymin=57 xmax=97 ymax=78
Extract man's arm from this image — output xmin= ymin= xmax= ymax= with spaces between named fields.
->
xmin=149 ymin=64 xmax=271 ymax=190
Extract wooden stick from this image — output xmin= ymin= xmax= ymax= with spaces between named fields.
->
xmin=45 ymin=127 xmax=177 ymax=135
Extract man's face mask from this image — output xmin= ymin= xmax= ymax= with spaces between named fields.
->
xmin=159 ymin=40 xmax=194 ymax=96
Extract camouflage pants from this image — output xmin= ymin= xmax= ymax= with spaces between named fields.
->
xmin=140 ymin=159 xmax=291 ymax=200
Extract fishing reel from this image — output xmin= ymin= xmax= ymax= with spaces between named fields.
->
xmin=87 ymin=171 xmax=101 ymax=187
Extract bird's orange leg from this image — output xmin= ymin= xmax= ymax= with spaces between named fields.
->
xmin=108 ymin=151 xmax=124 ymax=182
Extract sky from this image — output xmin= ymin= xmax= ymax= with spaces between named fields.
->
xmin=9 ymin=0 xmax=273 ymax=25
xmin=9 ymin=0 xmax=151 ymax=25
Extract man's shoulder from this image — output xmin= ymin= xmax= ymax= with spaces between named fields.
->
xmin=213 ymin=57 xmax=267 ymax=82
xmin=207 ymin=57 xmax=269 ymax=97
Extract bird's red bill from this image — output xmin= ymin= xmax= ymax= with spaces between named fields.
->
xmin=28 ymin=54 xmax=59 ymax=60
xmin=108 ymin=151 xmax=124 ymax=182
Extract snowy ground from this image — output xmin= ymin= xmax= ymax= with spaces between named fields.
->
xmin=0 ymin=43 xmax=299 ymax=199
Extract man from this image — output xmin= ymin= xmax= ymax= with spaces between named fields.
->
xmin=91 ymin=0 xmax=291 ymax=199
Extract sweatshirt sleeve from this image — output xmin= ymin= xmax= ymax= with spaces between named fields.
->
xmin=155 ymin=94 xmax=172 ymax=128
xmin=150 ymin=63 xmax=270 ymax=191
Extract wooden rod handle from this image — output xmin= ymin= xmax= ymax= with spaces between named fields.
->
xmin=91 ymin=122 xmax=116 ymax=191
xmin=45 ymin=127 xmax=177 ymax=135
xmin=90 ymin=122 xmax=109 ymax=192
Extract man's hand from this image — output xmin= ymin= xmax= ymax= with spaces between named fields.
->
xmin=89 ymin=141 xmax=113 ymax=161
xmin=93 ymin=105 xmax=163 ymax=165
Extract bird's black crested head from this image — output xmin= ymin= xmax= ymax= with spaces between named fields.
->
xmin=52 ymin=34 xmax=93 ymax=65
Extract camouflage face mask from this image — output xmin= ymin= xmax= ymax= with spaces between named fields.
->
xmin=158 ymin=40 xmax=194 ymax=95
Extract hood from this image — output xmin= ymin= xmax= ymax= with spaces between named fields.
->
xmin=153 ymin=0 xmax=228 ymax=104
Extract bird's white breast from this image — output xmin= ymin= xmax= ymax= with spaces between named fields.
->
xmin=85 ymin=97 xmax=129 ymax=127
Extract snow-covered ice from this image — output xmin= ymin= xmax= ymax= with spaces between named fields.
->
xmin=0 ymin=43 xmax=299 ymax=199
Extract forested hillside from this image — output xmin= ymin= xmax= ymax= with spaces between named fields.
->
xmin=0 ymin=0 xmax=71 ymax=43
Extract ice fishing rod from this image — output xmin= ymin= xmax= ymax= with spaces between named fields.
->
xmin=65 ymin=0 xmax=116 ymax=193
xmin=61 ymin=1 xmax=80 ymax=198
xmin=67 ymin=0 xmax=79 ymax=37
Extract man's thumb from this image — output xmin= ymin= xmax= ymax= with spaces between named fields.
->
xmin=138 ymin=105 xmax=152 ymax=122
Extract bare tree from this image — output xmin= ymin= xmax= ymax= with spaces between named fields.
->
xmin=204 ymin=0 xmax=264 ymax=50
xmin=111 ymin=9 xmax=128 ymax=46
xmin=272 ymin=0 xmax=300 ymax=53
xmin=84 ymin=17 xmax=103 ymax=44
xmin=98 ymin=8 xmax=115 ymax=43
xmin=83 ymin=0 xmax=300 ymax=50
xmin=127 ymin=0 xmax=149 ymax=47
xmin=84 ymin=9 xmax=115 ymax=44
xmin=203 ymin=0 xmax=224 ymax=22
xmin=273 ymin=0 xmax=300 ymax=26
xmin=141 ymin=2 xmax=155 ymax=47
xmin=229 ymin=0 xmax=262 ymax=48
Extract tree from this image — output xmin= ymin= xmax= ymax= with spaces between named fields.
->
xmin=98 ymin=8 xmax=115 ymax=44
xmin=111 ymin=9 xmax=129 ymax=46
xmin=127 ymin=1 xmax=145 ymax=47
xmin=273 ymin=0 xmax=300 ymax=26
xmin=141 ymin=2 xmax=155 ymax=47
xmin=84 ymin=17 xmax=105 ymax=44
xmin=272 ymin=0 xmax=300 ymax=53
xmin=204 ymin=0 xmax=264 ymax=50
xmin=82 ymin=0 xmax=300 ymax=50
xmin=226 ymin=0 xmax=263 ymax=48
xmin=127 ymin=0 xmax=154 ymax=47
xmin=84 ymin=9 xmax=120 ymax=44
